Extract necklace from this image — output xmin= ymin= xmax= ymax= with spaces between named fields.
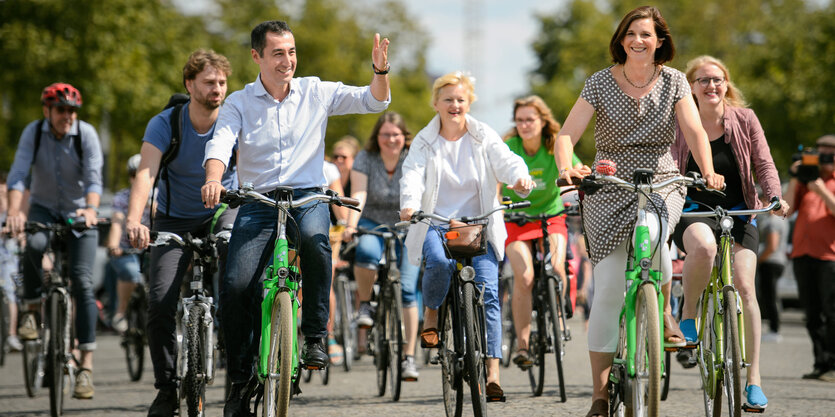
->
xmin=622 ymin=65 xmax=659 ymax=89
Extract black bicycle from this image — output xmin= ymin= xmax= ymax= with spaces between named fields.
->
xmin=357 ymin=224 xmax=406 ymax=401
xmin=504 ymin=209 xmax=572 ymax=401
xmin=120 ymin=248 xmax=148 ymax=382
xmin=332 ymin=243 xmax=357 ymax=371
xmin=398 ymin=201 xmax=529 ymax=417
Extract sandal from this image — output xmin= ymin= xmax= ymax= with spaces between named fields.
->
xmin=585 ymin=398 xmax=608 ymax=417
xmin=512 ymin=349 xmax=533 ymax=370
xmin=328 ymin=337 xmax=344 ymax=366
xmin=663 ymin=312 xmax=686 ymax=348
xmin=420 ymin=328 xmax=439 ymax=348
xmin=485 ymin=382 xmax=506 ymax=402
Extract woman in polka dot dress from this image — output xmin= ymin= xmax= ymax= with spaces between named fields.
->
xmin=552 ymin=6 xmax=725 ymax=417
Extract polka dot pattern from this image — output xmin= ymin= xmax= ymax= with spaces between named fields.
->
xmin=579 ymin=66 xmax=689 ymax=265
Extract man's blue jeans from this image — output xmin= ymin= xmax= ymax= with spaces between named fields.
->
xmin=222 ymin=188 xmax=332 ymax=383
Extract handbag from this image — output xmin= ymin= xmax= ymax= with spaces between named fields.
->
xmin=444 ymin=220 xmax=487 ymax=259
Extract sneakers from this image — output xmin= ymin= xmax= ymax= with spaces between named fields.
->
xmin=224 ymin=382 xmax=250 ymax=417
xmin=6 ymin=335 xmax=23 ymax=352
xmin=802 ymin=368 xmax=827 ymax=379
xmin=18 ymin=312 xmax=39 ymax=341
xmin=148 ymin=385 xmax=178 ymax=417
xmin=679 ymin=319 xmax=698 ymax=345
xmin=73 ymin=368 xmax=94 ymax=399
xmin=357 ymin=302 xmax=375 ymax=328
xmin=301 ymin=337 xmax=328 ymax=370
xmin=401 ymin=356 xmax=419 ymax=381
xmin=743 ymin=384 xmax=767 ymax=410
xmin=676 ymin=349 xmax=697 ymax=369
xmin=819 ymin=370 xmax=835 ymax=382
xmin=112 ymin=313 xmax=128 ymax=333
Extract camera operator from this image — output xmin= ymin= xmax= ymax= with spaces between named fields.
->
xmin=785 ymin=134 xmax=835 ymax=382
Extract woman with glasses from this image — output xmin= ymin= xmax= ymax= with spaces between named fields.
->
xmin=331 ymin=135 xmax=360 ymax=198
xmin=500 ymin=95 xmax=581 ymax=370
xmin=399 ymin=71 xmax=534 ymax=400
xmin=670 ymin=55 xmax=788 ymax=411
xmin=342 ymin=112 xmax=423 ymax=380
xmin=552 ymin=7 xmax=724 ymax=417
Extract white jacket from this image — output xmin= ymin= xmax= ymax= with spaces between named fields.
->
xmin=400 ymin=114 xmax=531 ymax=265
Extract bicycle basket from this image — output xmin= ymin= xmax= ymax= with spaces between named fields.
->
xmin=444 ymin=220 xmax=487 ymax=259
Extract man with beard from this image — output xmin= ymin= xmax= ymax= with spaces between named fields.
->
xmin=125 ymin=49 xmax=238 ymax=417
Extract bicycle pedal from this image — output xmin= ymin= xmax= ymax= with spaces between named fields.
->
xmin=303 ymin=364 xmax=324 ymax=371
xmin=742 ymin=405 xmax=766 ymax=413
xmin=486 ymin=395 xmax=506 ymax=403
xmin=402 ymin=377 xmax=418 ymax=382
xmin=664 ymin=346 xmax=681 ymax=352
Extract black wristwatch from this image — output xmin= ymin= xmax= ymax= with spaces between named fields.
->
xmin=372 ymin=62 xmax=390 ymax=75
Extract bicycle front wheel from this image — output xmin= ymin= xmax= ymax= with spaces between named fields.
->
xmin=386 ymin=283 xmax=403 ymax=401
xmin=547 ymin=277 xmax=567 ymax=402
xmin=463 ymin=282 xmax=487 ymax=417
xmin=334 ymin=274 xmax=354 ymax=372
xmin=632 ymin=283 xmax=661 ymax=417
xmin=527 ymin=304 xmax=545 ymax=396
xmin=48 ymin=292 xmax=67 ymax=417
xmin=721 ymin=287 xmax=742 ymax=417
xmin=263 ymin=291 xmax=293 ymax=417
xmin=0 ymin=292 xmax=9 ymax=367
xmin=124 ymin=288 xmax=147 ymax=382
xmin=185 ymin=305 xmax=206 ymax=417
xmin=439 ymin=300 xmax=463 ymax=417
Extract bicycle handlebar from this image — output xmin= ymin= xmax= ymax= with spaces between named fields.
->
xmin=395 ymin=201 xmax=532 ymax=229
xmin=680 ymin=196 xmax=781 ymax=218
xmin=20 ymin=218 xmax=111 ymax=234
xmin=149 ymin=230 xmax=231 ymax=249
xmin=556 ymin=172 xmax=725 ymax=198
xmin=503 ymin=205 xmax=580 ymax=225
xmin=221 ymin=187 xmax=360 ymax=210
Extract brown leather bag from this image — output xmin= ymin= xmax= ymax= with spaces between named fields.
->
xmin=444 ymin=220 xmax=487 ymax=258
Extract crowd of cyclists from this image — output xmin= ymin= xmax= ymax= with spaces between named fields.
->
xmin=3 ymin=5 xmax=824 ymax=416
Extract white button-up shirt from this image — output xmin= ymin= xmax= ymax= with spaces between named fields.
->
xmin=205 ymin=75 xmax=389 ymax=192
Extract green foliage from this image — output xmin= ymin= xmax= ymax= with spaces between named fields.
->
xmin=528 ymin=0 xmax=835 ymax=173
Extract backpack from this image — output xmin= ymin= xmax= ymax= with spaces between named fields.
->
xmin=31 ymin=119 xmax=84 ymax=166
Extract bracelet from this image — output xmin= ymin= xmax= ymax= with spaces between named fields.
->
xmin=85 ymin=204 xmax=99 ymax=215
xmin=204 ymin=179 xmax=221 ymax=186
xmin=558 ymin=168 xmax=568 ymax=177
xmin=372 ymin=62 xmax=390 ymax=75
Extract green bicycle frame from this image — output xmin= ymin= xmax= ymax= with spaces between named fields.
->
xmin=257 ymin=213 xmax=301 ymax=382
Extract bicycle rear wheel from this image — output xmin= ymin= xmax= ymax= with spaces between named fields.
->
xmin=124 ymin=288 xmax=147 ymax=382
xmin=547 ymin=277 xmax=567 ymax=402
xmin=0 ymin=292 xmax=8 ymax=366
xmin=374 ymin=296 xmax=388 ymax=397
xmin=721 ymin=287 xmax=742 ymax=417
xmin=632 ymin=283 xmax=661 ymax=417
xmin=23 ymin=335 xmax=45 ymax=397
xmin=263 ymin=291 xmax=293 ymax=417
xmin=386 ymin=283 xmax=403 ymax=401
xmin=439 ymin=299 xmax=463 ymax=417
xmin=48 ymin=292 xmax=66 ymax=417
xmin=334 ymin=274 xmax=354 ymax=372
xmin=462 ymin=282 xmax=487 ymax=417
xmin=527 ymin=306 xmax=545 ymax=396
xmin=185 ymin=305 xmax=206 ymax=417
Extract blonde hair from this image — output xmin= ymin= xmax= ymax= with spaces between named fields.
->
xmin=430 ymin=71 xmax=477 ymax=107
xmin=332 ymin=135 xmax=360 ymax=157
xmin=503 ymin=95 xmax=561 ymax=155
xmin=685 ymin=55 xmax=748 ymax=108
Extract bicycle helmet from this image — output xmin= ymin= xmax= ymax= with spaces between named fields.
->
xmin=41 ymin=83 xmax=83 ymax=108
xmin=127 ymin=154 xmax=142 ymax=176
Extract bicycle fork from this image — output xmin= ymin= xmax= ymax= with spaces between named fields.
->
xmin=179 ymin=295 xmax=215 ymax=384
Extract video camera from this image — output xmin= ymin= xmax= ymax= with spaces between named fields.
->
xmin=792 ymin=146 xmax=835 ymax=183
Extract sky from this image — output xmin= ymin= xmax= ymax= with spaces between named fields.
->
xmin=174 ymin=0 xmax=566 ymax=134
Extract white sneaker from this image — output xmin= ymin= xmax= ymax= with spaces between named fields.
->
xmin=6 ymin=335 xmax=23 ymax=351
xmin=401 ymin=356 xmax=419 ymax=381
xmin=112 ymin=313 xmax=128 ymax=333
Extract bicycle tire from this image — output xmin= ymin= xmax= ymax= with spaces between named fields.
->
xmin=499 ymin=275 xmax=514 ymax=368
xmin=48 ymin=292 xmax=66 ymax=417
xmin=0 ymin=292 xmax=8 ymax=367
xmin=23 ymin=337 xmax=44 ymax=397
xmin=721 ymin=287 xmax=742 ymax=417
xmin=185 ymin=305 xmax=206 ymax=417
xmin=124 ymin=288 xmax=147 ymax=382
xmin=632 ymin=283 xmax=661 ymax=417
xmin=439 ymin=300 xmax=463 ymax=417
xmin=374 ymin=294 xmax=388 ymax=397
xmin=263 ymin=291 xmax=293 ymax=417
xmin=462 ymin=282 xmax=487 ymax=417
xmin=698 ymin=292 xmax=717 ymax=417
xmin=527 ymin=305 xmax=545 ymax=396
xmin=547 ymin=277 xmax=567 ymax=403
xmin=335 ymin=274 xmax=353 ymax=372
xmin=387 ymin=282 xmax=403 ymax=401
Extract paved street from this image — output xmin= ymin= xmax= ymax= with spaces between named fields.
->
xmin=1 ymin=310 xmax=832 ymax=416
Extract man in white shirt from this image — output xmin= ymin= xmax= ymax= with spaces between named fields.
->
xmin=201 ymin=20 xmax=390 ymax=416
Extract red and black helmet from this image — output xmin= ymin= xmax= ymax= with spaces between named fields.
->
xmin=41 ymin=83 xmax=83 ymax=108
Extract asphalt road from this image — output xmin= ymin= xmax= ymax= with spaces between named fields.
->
xmin=1 ymin=310 xmax=832 ymax=416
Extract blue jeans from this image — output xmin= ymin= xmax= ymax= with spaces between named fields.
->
xmin=355 ymin=218 xmax=421 ymax=307
xmin=222 ymin=188 xmax=333 ymax=384
xmin=23 ymin=203 xmax=98 ymax=351
xmin=103 ymin=254 xmax=142 ymax=316
xmin=422 ymin=226 xmax=501 ymax=358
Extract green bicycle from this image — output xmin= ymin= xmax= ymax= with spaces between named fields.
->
xmin=562 ymin=166 xmax=708 ymax=417
xmin=679 ymin=197 xmax=780 ymax=417
xmin=221 ymin=184 xmax=358 ymax=417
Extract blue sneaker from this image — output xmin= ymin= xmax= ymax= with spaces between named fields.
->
xmin=680 ymin=319 xmax=698 ymax=345
xmin=743 ymin=384 xmax=768 ymax=410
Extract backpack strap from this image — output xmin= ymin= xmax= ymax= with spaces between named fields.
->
xmin=31 ymin=119 xmax=84 ymax=166
xmin=151 ymin=103 xmax=185 ymax=226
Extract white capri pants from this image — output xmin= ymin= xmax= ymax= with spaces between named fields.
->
xmin=587 ymin=212 xmax=672 ymax=352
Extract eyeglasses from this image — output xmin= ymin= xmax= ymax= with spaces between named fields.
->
xmin=379 ymin=133 xmax=403 ymax=139
xmin=514 ymin=117 xmax=540 ymax=125
xmin=54 ymin=106 xmax=78 ymax=115
xmin=695 ymin=77 xmax=725 ymax=87
xmin=332 ymin=154 xmax=350 ymax=160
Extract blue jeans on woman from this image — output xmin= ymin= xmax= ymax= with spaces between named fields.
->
xmin=421 ymin=226 xmax=501 ymax=358
xmin=354 ymin=218 xmax=421 ymax=307
xmin=221 ymin=188 xmax=333 ymax=384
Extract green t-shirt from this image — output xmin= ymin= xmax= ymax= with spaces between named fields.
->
xmin=501 ymin=136 xmax=581 ymax=216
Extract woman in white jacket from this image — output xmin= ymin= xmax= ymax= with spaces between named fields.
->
xmin=399 ymin=71 xmax=533 ymax=399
